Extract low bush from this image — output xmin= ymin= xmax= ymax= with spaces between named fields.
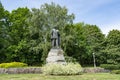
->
xmin=111 ymin=70 xmax=120 ymax=74
xmin=42 ymin=63 xmax=83 ymax=75
xmin=0 ymin=62 xmax=28 ymax=68
xmin=65 ymin=56 xmax=77 ymax=63
xmin=100 ymin=64 xmax=120 ymax=70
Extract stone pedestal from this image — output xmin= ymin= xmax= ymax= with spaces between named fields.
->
xmin=46 ymin=48 xmax=66 ymax=64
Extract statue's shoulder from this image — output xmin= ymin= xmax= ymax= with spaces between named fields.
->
xmin=56 ymin=30 xmax=59 ymax=32
xmin=52 ymin=29 xmax=56 ymax=31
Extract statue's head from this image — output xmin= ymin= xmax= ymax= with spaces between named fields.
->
xmin=53 ymin=26 xmax=57 ymax=29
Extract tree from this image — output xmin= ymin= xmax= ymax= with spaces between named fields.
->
xmin=8 ymin=7 xmax=29 ymax=45
xmin=1 ymin=2 xmax=119 ymax=66
xmin=27 ymin=2 xmax=75 ymax=64
xmin=82 ymin=24 xmax=105 ymax=65
xmin=0 ymin=2 xmax=10 ymax=63
xmin=6 ymin=7 xmax=30 ymax=63
xmin=103 ymin=30 xmax=120 ymax=64
xmin=61 ymin=23 xmax=86 ymax=63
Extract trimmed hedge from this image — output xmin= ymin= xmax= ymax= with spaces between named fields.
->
xmin=100 ymin=64 xmax=120 ymax=70
xmin=111 ymin=70 xmax=120 ymax=74
xmin=0 ymin=62 xmax=28 ymax=68
xmin=42 ymin=63 xmax=83 ymax=75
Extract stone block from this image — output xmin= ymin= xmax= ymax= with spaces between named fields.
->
xmin=46 ymin=48 xmax=66 ymax=64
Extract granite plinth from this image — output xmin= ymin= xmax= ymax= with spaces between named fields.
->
xmin=46 ymin=48 xmax=66 ymax=64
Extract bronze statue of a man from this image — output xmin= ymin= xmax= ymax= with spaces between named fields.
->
xmin=51 ymin=27 xmax=60 ymax=48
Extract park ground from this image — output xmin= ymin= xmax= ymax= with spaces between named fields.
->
xmin=0 ymin=73 xmax=120 ymax=80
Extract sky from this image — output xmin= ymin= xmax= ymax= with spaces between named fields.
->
xmin=1 ymin=0 xmax=120 ymax=35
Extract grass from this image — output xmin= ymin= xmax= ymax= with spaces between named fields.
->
xmin=0 ymin=73 xmax=120 ymax=80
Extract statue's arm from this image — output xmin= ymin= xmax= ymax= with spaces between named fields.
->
xmin=51 ymin=30 xmax=53 ymax=39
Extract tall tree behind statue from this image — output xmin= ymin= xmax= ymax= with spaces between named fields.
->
xmin=27 ymin=2 xmax=74 ymax=65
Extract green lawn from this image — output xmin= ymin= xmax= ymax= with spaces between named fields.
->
xmin=0 ymin=73 xmax=120 ymax=80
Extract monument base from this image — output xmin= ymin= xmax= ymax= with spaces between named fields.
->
xmin=46 ymin=48 xmax=66 ymax=64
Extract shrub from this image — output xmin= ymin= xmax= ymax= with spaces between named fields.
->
xmin=42 ymin=63 xmax=83 ymax=75
xmin=111 ymin=70 xmax=120 ymax=74
xmin=100 ymin=64 xmax=120 ymax=70
xmin=65 ymin=56 xmax=77 ymax=63
xmin=0 ymin=62 xmax=28 ymax=68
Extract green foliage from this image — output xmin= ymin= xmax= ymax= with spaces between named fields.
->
xmin=26 ymin=2 xmax=74 ymax=65
xmin=64 ymin=23 xmax=105 ymax=65
xmin=111 ymin=70 xmax=120 ymax=74
xmin=107 ymin=30 xmax=120 ymax=45
xmin=0 ymin=2 xmax=120 ymax=66
xmin=82 ymin=24 xmax=105 ymax=65
xmin=103 ymin=30 xmax=120 ymax=64
xmin=65 ymin=56 xmax=77 ymax=63
xmin=0 ymin=2 xmax=4 ymax=19
xmin=0 ymin=62 xmax=28 ymax=68
xmin=42 ymin=63 xmax=83 ymax=75
xmin=100 ymin=64 xmax=120 ymax=70
xmin=0 ymin=2 xmax=10 ymax=63
xmin=9 ymin=7 xmax=30 ymax=45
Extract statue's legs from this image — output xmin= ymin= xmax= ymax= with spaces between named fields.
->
xmin=52 ymin=38 xmax=59 ymax=48
xmin=52 ymin=39 xmax=55 ymax=48
xmin=58 ymin=37 xmax=60 ymax=46
xmin=56 ymin=39 xmax=59 ymax=48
